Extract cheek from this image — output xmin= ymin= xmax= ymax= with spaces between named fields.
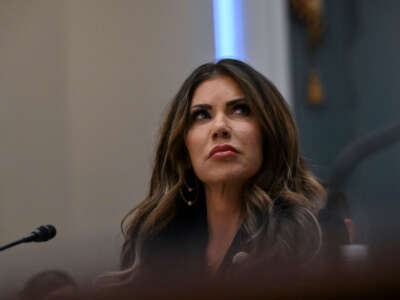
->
xmin=241 ymin=123 xmax=263 ymax=165
xmin=251 ymin=140 xmax=263 ymax=169
xmin=185 ymin=128 xmax=204 ymax=165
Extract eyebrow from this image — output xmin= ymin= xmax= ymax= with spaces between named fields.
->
xmin=190 ymin=98 xmax=246 ymax=110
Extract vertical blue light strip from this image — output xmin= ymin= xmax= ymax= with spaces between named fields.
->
xmin=213 ymin=0 xmax=244 ymax=60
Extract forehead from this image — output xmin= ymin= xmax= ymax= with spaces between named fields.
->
xmin=191 ymin=76 xmax=244 ymax=106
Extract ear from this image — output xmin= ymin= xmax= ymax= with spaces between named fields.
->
xmin=344 ymin=218 xmax=355 ymax=244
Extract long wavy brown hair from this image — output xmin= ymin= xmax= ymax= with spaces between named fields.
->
xmin=112 ymin=59 xmax=325 ymax=283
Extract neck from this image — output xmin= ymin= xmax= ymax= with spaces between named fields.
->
xmin=204 ymin=183 xmax=244 ymax=274
xmin=204 ymin=183 xmax=243 ymax=241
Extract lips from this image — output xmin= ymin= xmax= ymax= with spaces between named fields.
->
xmin=209 ymin=144 xmax=239 ymax=159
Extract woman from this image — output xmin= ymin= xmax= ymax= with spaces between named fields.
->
xmin=115 ymin=59 xmax=325 ymax=283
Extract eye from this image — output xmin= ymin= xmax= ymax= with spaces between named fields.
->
xmin=232 ymin=103 xmax=250 ymax=116
xmin=190 ymin=109 xmax=210 ymax=122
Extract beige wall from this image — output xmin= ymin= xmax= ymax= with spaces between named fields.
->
xmin=242 ymin=0 xmax=292 ymax=104
xmin=0 ymin=0 xmax=214 ymax=292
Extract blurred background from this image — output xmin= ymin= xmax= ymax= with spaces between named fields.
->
xmin=0 ymin=0 xmax=399 ymax=294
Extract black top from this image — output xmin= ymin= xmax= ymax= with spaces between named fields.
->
xmin=140 ymin=202 xmax=250 ymax=283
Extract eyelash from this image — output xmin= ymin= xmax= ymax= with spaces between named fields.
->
xmin=233 ymin=103 xmax=250 ymax=116
xmin=190 ymin=109 xmax=210 ymax=122
xmin=190 ymin=103 xmax=251 ymax=122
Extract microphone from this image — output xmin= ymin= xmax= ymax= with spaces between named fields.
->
xmin=22 ymin=225 xmax=57 ymax=242
xmin=232 ymin=251 xmax=249 ymax=264
xmin=0 ymin=225 xmax=57 ymax=252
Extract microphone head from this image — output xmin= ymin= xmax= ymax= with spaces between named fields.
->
xmin=232 ymin=251 xmax=249 ymax=265
xmin=30 ymin=225 xmax=57 ymax=242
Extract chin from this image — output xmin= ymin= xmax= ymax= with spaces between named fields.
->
xmin=201 ymin=171 xmax=254 ymax=186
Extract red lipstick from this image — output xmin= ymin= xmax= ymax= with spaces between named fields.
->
xmin=209 ymin=144 xmax=238 ymax=159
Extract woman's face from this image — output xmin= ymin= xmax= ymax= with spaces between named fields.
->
xmin=185 ymin=76 xmax=263 ymax=186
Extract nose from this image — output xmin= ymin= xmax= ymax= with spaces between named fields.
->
xmin=212 ymin=113 xmax=231 ymax=139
